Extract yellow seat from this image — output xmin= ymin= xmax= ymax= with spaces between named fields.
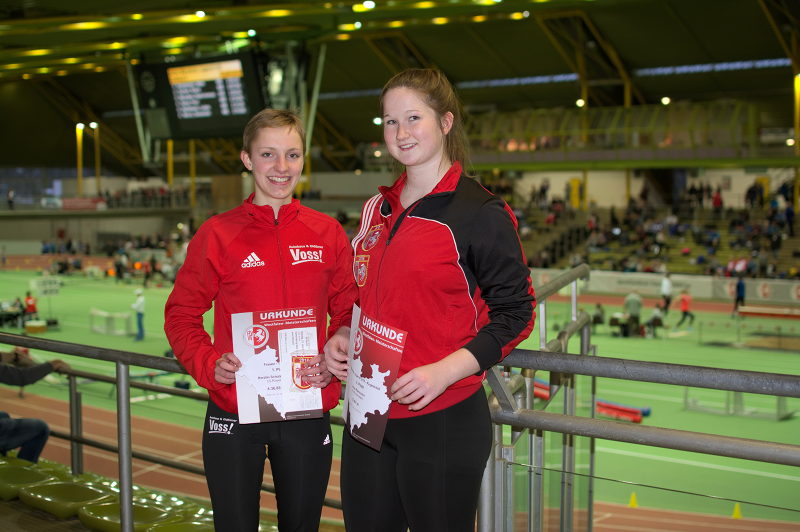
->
xmin=78 ymin=500 xmax=184 ymax=532
xmin=0 ymin=465 xmax=55 ymax=500
xmin=19 ymin=481 xmax=115 ymax=519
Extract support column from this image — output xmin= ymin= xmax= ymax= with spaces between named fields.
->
xmin=75 ymin=123 xmax=85 ymax=197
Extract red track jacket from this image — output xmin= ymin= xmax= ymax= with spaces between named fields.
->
xmin=165 ymin=195 xmax=356 ymax=415
xmin=352 ymin=162 xmax=536 ymax=418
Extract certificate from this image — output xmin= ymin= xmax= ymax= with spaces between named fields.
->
xmin=231 ymin=307 xmax=322 ymax=423
xmin=343 ymin=305 xmax=406 ymax=450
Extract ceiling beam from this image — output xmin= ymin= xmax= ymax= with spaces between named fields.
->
xmin=312 ymin=112 xmax=358 ymax=171
xmin=535 ymin=10 xmax=645 ymax=107
xmin=30 ymin=78 xmax=145 ymax=177
xmin=759 ymin=0 xmax=800 ymax=73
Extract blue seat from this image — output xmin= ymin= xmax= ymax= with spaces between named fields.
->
xmin=19 ymin=481 xmax=115 ymax=519
xmin=0 ymin=465 xmax=55 ymax=500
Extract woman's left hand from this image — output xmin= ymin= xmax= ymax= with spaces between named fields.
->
xmin=390 ymin=348 xmax=481 ymax=412
xmin=390 ymin=363 xmax=449 ymax=411
xmin=297 ymin=354 xmax=332 ymax=388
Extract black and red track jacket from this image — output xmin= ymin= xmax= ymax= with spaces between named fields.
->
xmin=165 ymin=195 xmax=356 ymax=415
xmin=351 ymin=161 xmax=536 ymax=419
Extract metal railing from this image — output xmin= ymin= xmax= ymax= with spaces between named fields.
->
xmin=1 ymin=263 xmax=799 ymax=531
xmin=477 ymin=264 xmax=800 ymax=532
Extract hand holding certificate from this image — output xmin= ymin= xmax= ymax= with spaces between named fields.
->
xmin=343 ymin=305 xmax=406 ymax=450
xmin=231 ymin=307 xmax=323 ymax=423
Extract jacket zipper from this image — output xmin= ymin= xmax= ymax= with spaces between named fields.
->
xmin=274 ymin=216 xmax=288 ymax=308
xmin=373 ymin=192 xmax=448 ymax=316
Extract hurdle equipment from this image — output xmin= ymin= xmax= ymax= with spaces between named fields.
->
xmin=683 ymin=387 xmax=796 ymax=421
xmin=89 ymin=308 xmax=133 ymax=336
xmin=737 ymin=305 xmax=800 ymax=319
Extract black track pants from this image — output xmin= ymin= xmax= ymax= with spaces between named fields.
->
xmin=202 ymin=401 xmax=333 ymax=532
xmin=341 ymin=388 xmax=492 ymax=532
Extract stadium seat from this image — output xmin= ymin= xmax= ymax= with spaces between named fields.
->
xmin=146 ymin=520 xmax=215 ymax=531
xmin=33 ymin=459 xmax=77 ymax=481
xmin=0 ymin=454 xmax=33 ymax=467
xmin=140 ymin=492 xmax=203 ymax=516
xmin=18 ymin=481 xmax=115 ymax=519
xmin=0 ymin=465 xmax=56 ymax=500
xmin=78 ymin=500 xmax=184 ymax=532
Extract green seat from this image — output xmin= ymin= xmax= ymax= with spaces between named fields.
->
xmin=78 ymin=500 xmax=184 ymax=532
xmin=33 ymin=460 xmax=75 ymax=481
xmin=19 ymin=481 xmax=115 ymax=519
xmin=0 ymin=455 xmax=33 ymax=467
xmin=147 ymin=520 xmax=215 ymax=531
xmin=140 ymin=492 xmax=202 ymax=516
xmin=0 ymin=465 xmax=55 ymax=500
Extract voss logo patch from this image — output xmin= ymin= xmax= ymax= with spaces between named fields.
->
xmin=208 ymin=416 xmax=235 ymax=435
xmin=289 ymin=244 xmax=324 ymax=265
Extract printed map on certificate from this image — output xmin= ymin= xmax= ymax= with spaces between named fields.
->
xmin=232 ymin=307 xmax=322 ymax=423
xmin=344 ymin=305 xmax=406 ymax=450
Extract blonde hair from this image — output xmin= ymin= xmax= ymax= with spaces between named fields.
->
xmin=242 ymin=108 xmax=306 ymax=154
xmin=380 ymin=68 xmax=470 ymax=172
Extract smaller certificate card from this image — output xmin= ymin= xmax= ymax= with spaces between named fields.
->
xmin=232 ymin=307 xmax=322 ymax=424
xmin=344 ymin=305 xmax=406 ymax=450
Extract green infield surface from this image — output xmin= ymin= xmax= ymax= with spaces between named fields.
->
xmin=0 ymin=269 xmax=798 ymax=524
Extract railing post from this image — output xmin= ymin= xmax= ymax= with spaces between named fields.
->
xmin=560 ymin=372 xmax=576 ymax=530
xmin=493 ymin=423 xmax=505 ymax=532
xmin=531 ymin=428 xmax=544 ymax=532
xmin=584 ymin=324 xmax=595 ymax=532
xmin=116 ymin=361 xmax=134 ymax=532
xmin=68 ymin=374 xmax=83 ymax=475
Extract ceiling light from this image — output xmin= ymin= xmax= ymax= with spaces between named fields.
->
xmin=195 ymin=11 xmax=206 ymax=18
xmin=353 ymin=1 xmax=376 ymax=12
xmin=661 ymin=96 xmax=671 ymax=105
xmin=576 ymin=98 xmax=586 ymax=108
xmin=787 ymin=138 xmax=796 ymax=147
xmin=60 ymin=21 xmax=108 ymax=31
xmin=432 ymin=17 xmax=449 ymax=25
xmin=247 ymin=29 xmax=257 ymax=37
xmin=259 ymin=9 xmax=292 ymax=17
xmin=373 ymin=117 xmax=382 ymax=125
xmin=22 ymin=49 xmax=51 ymax=57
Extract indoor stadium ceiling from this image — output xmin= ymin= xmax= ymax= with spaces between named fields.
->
xmin=0 ymin=0 xmax=798 ymax=174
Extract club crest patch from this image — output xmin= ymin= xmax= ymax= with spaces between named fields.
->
xmin=362 ymin=224 xmax=384 ymax=251
xmin=354 ymin=255 xmax=370 ymax=287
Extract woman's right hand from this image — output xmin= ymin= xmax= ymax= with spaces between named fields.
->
xmin=323 ymin=326 xmax=350 ymax=381
xmin=214 ymin=352 xmax=241 ymax=384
